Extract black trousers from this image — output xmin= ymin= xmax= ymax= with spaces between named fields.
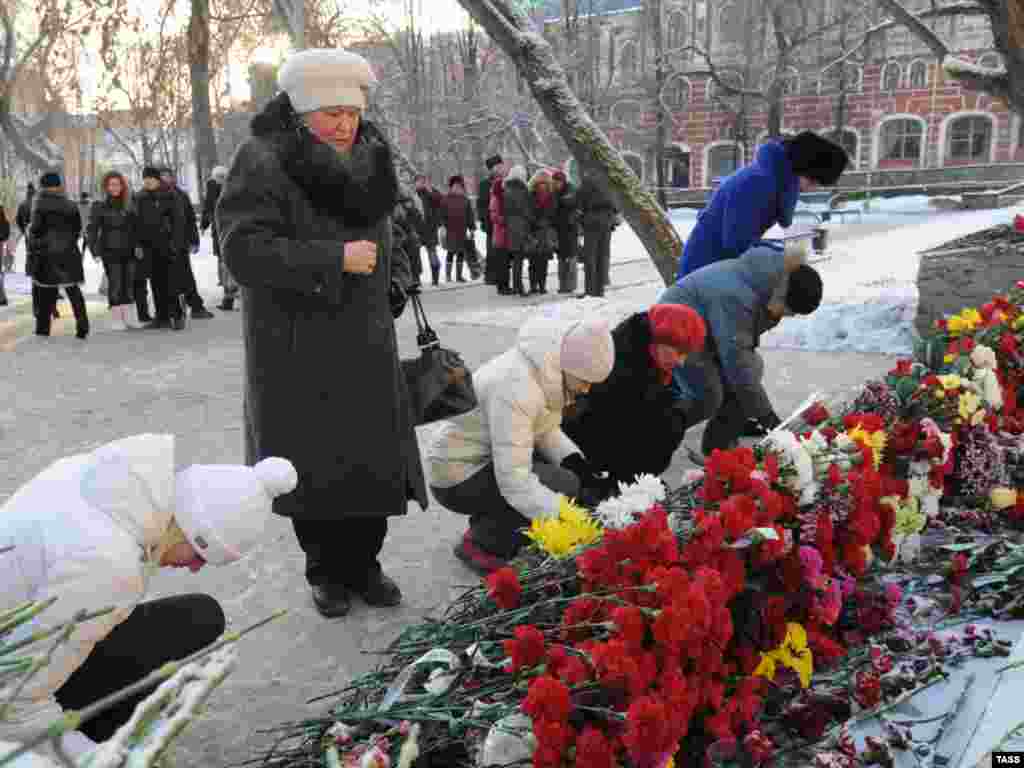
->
xmin=147 ymin=249 xmax=185 ymax=321
xmin=181 ymin=250 xmax=205 ymax=311
xmin=528 ymin=252 xmax=551 ymax=290
xmin=103 ymin=256 xmax=136 ymax=307
xmin=583 ymin=215 xmax=614 ymax=297
xmin=432 ymin=461 xmax=579 ymax=559
xmin=54 ymin=594 xmax=225 ymax=742
xmin=484 ymin=230 xmax=497 ymax=284
xmin=134 ymin=278 xmax=151 ymax=319
xmin=491 ymin=247 xmax=509 ymax=291
xmin=35 ymin=285 xmax=88 ymax=336
xmin=292 ymin=517 xmax=388 ymax=588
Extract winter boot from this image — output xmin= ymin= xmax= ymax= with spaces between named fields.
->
xmin=430 ymin=265 xmax=440 ymax=287
xmin=513 ymin=258 xmax=527 ymax=297
xmin=456 ymin=255 xmax=466 ymax=283
xmin=445 ymin=260 xmax=453 ymax=283
xmin=218 ymin=296 xmax=235 ymax=311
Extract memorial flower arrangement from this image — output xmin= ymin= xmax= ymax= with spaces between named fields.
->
xmin=258 ymin=283 xmax=1024 ymax=768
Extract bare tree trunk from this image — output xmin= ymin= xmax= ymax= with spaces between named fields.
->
xmin=456 ymin=0 xmax=681 ymax=285
xmin=649 ymin=0 xmax=667 ymax=209
xmin=189 ymin=0 xmax=219 ymax=191
xmin=271 ymin=0 xmax=305 ymax=48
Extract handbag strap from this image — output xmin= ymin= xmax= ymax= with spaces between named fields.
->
xmin=410 ymin=293 xmax=439 ymax=349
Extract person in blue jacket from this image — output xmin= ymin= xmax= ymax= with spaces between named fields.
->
xmin=679 ymin=131 xmax=848 ymax=279
xmin=660 ymin=242 xmax=823 ymax=456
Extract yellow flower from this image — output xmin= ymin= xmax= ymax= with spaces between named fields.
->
xmin=525 ymin=496 xmax=602 ymax=558
xmin=887 ymin=496 xmax=926 ymax=536
xmin=947 ymin=315 xmax=968 ymax=336
xmin=846 ymin=426 xmax=887 ymax=470
xmin=938 ymin=374 xmax=962 ymax=391
xmin=754 ymin=622 xmax=814 ymax=688
xmin=943 ymin=354 xmax=955 ymax=364
xmin=934 ymin=388 xmax=945 ymax=399
xmin=958 ymin=391 xmax=981 ymax=420
xmin=1013 ymin=316 xmax=1024 ymax=332
xmin=961 ymin=308 xmax=982 ymax=327
xmin=990 ymin=487 xmax=1018 ymax=510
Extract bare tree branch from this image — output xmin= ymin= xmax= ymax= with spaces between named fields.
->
xmin=874 ymin=0 xmax=950 ymax=59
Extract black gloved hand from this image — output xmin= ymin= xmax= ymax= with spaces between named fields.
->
xmin=389 ymin=280 xmax=408 ymax=319
xmin=761 ymin=410 xmax=782 ymax=431
xmin=561 ymin=453 xmax=594 ymax=484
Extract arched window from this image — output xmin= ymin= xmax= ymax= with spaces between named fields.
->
xmin=909 ymin=60 xmax=928 ymax=89
xmin=664 ymin=76 xmax=691 ymax=109
xmin=880 ymin=118 xmax=923 ymax=163
xmin=719 ymin=4 xmax=743 ymax=44
xmin=667 ymin=11 xmax=688 ymax=52
xmin=881 ymin=62 xmax=902 ymax=92
xmin=619 ymin=41 xmax=638 ymax=79
xmin=947 ymin=115 xmax=993 ymax=163
xmin=707 ymin=142 xmax=742 ymax=179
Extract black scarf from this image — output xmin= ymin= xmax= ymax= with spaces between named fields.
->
xmin=250 ymin=92 xmax=399 ymax=228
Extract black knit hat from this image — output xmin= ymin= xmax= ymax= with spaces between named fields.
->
xmin=39 ymin=171 xmax=62 ymax=188
xmin=449 ymin=175 xmax=465 ymax=188
xmin=786 ymin=265 xmax=824 ymax=315
xmin=784 ymin=131 xmax=848 ymax=186
xmin=485 ymin=154 xmax=503 ymax=170
xmin=142 ymin=166 xmax=161 ymax=180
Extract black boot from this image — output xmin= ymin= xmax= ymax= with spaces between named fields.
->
xmin=218 ymin=296 xmax=235 ymax=311
xmin=431 ymin=265 xmax=440 ymax=287
xmin=445 ymin=261 xmax=453 ymax=283
xmin=456 ymin=256 xmax=466 ymax=283
xmin=311 ymin=585 xmax=351 ymax=618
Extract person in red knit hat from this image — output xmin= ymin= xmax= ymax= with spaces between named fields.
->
xmin=562 ymin=304 xmax=706 ymax=489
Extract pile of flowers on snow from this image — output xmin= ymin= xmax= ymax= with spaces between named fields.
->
xmin=256 ymin=283 xmax=1024 ymax=768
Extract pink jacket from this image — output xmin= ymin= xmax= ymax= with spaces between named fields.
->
xmin=489 ymin=176 xmax=507 ymax=250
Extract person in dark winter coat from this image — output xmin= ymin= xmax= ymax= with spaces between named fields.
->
xmin=414 ymin=175 xmax=443 ymax=286
xmin=551 ymin=170 xmax=579 ymax=294
xmin=679 ymin=131 xmax=848 ymax=279
xmin=202 ymin=165 xmax=238 ymax=310
xmin=439 ymin=175 xmax=476 ymax=283
xmin=159 ymin=168 xmax=215 ymax=319
xmin=501 ymin=164 xmax=533 ymax=296
xmin=17 ymin=182 xmax=57 ymax=320
xmin=217 ymin=48 xmax=428 ymax=620
xmin=393 ymin=195 xmax=423 ymax=291
xmin=135 ymin=167 xmax=188 ymax=329
xmin=562 ymin=305 xmax=707 ymax=487
xmin=88 ymin=171 xmax=139 ymax=329
xmin=576 ymin=169 xmax=618 ymax=298
xmin=478 ymin=154 xmax=503 ymax=286
xmin=527 ymin=169 xmax=558 ymax=295
xmin=28 ymin=172 xmax=89 ymax=338
xmin=660 ymin=242 xmax=823 ymax=455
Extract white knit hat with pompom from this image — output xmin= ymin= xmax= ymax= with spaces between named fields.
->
xmin=173 ymin=458 xmax=298 ymax=565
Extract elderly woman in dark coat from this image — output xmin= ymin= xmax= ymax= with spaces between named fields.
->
xmin=217 ymin=48 xmax=428 ymax=620
xmin=501 ymin=164 xmax=533 ymax=297
xmin=28 ymin=171 xmax=89 ymax=339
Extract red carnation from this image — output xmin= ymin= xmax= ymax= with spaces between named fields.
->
xmin=523 ymin=675 xmax=572 ymax=723
xmin=575 ymin=727 xmax=617 ymax=768
xmin=721 ymin=494 xmax=757 ymax=540
xmin=854 ymin=670 xmax=882 ymax=709
xmin=559 ymin=655 xmax=592 ymax=687
xmin=764 ymin=452 xmax=780 ymax=483
xmin=611 ymin=606 xmax=647 ymax=652
xmin=743 ymin=730 xmax=775 ymax=766
xmin=1001 ymin=334 xmax=1019 ymax=355
xmin=546 ymin=644 xmax=569 ymax=676
xmin=505 ymin=625 xmax=547 ymax=672
xmin=486 ymin=567 xmax=522 ymax=610
xmin=562 ymin=598 xmax=605 ymax=642
xmin=889 ymin=359 xmax=913 ymax=377
xmin=622 ymin=696 xmax=675 ymax=761
xmin=803 ymin=402 xmax=830 ymax=425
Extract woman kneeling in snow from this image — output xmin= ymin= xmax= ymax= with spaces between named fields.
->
xmin=428 ymin=312 xmax=615 ymax=574
xmin=562 ymin=304 xmax=707 ymax=487
xmin=0 ymin=434 xmax=296 ymax=763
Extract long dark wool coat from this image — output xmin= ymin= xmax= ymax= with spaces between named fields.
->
xmin=217 ymin=93 xmax=428 ymax=520
xmin=562 ymin=312 xmax=687 ymax=485
xmin=27 ymin=191 xmax=84 ymax=286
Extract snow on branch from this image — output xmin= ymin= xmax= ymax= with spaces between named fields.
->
xmin=942 ymin=55 xmax=1011 ymax=99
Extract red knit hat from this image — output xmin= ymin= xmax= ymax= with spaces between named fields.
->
xmin=648 ymin=304 xmax=706 ymax=353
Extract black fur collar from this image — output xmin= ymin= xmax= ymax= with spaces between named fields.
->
xmin=250 ymin=93 xmax=398 ymax=227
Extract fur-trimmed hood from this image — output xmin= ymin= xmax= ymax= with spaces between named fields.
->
xmin=249 ymin=92 xmax=398 ymax=227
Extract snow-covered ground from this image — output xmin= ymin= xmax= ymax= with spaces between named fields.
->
xmin=450 ymin=197 xmax=1021 ymax=355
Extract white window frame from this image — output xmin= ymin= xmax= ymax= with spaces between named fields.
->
xmin=937 ymin=111 xmax=997 ymax=166
xmin=704 ymin=139 xmax=744 ymax=182
xmin=872 ymin=114 xmax=927 ymax=167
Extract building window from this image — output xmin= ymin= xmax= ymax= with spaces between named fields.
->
xmin=881 ymin=62 xmax=902 ymax=92
xmin=667 ymin=11 xmax=688 ymax=52
xmin=909 ymin=60 xmax=928 ymax=89
xmin=708 ymin=143 xmax=741 ymax=178
xmin=880 ymin=118 xmax=923 ymax=163
xmin=947 ymin=115 xmax=992 ymax=162
xmin=664 ymin=76 xmax=691 ymax=108
xmin=719 ymin=4 xmax=743 ymax=44
xmin=619 ymin=41 xmax=638 ymax=80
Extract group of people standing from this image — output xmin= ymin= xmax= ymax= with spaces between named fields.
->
xmin=6 ymin=164 xmax=235 ymax=338
xmin=409 ymin=155 xmax=619 ymax=298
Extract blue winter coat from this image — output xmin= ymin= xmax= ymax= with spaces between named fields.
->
xmin=678 ymin=141 xmax=799 ymax=279
xmin=662 ymin=244 xmax=786 ymax=420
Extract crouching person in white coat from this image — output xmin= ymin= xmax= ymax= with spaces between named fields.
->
xmin=0 ymin=434 xmax=297 ymax=764
xmin=428 ymin=312 xmax=614 ymax=574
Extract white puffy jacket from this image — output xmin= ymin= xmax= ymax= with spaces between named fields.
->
xmin=0 ymin=434 xmax=177 ymax=758
xmin=428 ymin=309 xmax=583 ymax=520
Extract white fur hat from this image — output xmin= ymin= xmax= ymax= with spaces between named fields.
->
xmin=278 ymin=49 xmax=376 ymax=114
xmin=560 ymin=317 xmax=615 ymax=383
xmin=173 ymin=458 xmax=298 ymax=565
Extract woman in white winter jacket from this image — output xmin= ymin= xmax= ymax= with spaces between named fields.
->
xmin=0 ymin=434 xmax=296 ymax=764
xmin=428 ymin=310 xmax=615 ymax=574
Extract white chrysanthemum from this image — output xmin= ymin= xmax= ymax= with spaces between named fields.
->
xmin=632 ymin=473 xmax=667 ymax=502
xmin=970 ymin=344 xmax=998 ymax=370
xmin=799 ymin=481 xmax=820 ymax=507
xmin=763 ymin=430 xmax=814 ymax=490
xmin=593 ymin=475 xmax=667 ymax=529
xmin=974 ymin=368 xmax=1003 ymax=410
xmin=595 ymin=496 xmax=636 ymax=530
xmin=833 ymin=433 xmax=857 ymax=453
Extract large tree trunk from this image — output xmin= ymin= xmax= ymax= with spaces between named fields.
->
xmin=649 ymin=0 xmax=667 ymax=210
xmin=189 ymin=0 xmax=219 ymax=191
xmin=456 ymin=0 xmax=682 ymax=286
xmin=0 ymin=112 xmax=61 ymax=171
